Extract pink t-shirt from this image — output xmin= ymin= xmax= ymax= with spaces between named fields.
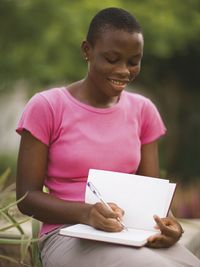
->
xmin=16 ymin=87 xmax=166 ymax=235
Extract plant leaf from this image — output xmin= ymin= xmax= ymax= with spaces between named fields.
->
xmin=0 ymin=183 xmax=16 ymax=201
xmin=0 ymin=191 xmax=28 ymax=213
xmin=0 ymin=237 xmax=39 ymax=244
xmin=0 ymin=168 xmax=11 ymax=191
xmin=0 ymin=254 xmax=19 ymax=263
xmin=20 ymin=234 xmax=33 ymax=263
xmin=0 ymin=217 xmax=30 ymax=232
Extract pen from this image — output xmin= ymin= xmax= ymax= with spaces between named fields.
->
xmin=87 ymin=181 xmax=128 ymax=231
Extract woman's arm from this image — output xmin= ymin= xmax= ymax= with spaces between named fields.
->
xmin=136 ymin=140 xmax=159 ymax=177
xmin=16 ymin=130 xmax=123 ymax=232
xmin=137 ymin=140 xmax=183 ymax=248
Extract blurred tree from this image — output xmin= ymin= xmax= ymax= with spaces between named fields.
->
xmin=0 ymin=0 xmax=200 ymax=181
xmin=0 ymin=0 xmax=121 ymax=88
xmin=1 ymin=0 xmax=200 ymax=87
xmin=122 ymin=1 xmax=200 ymax=181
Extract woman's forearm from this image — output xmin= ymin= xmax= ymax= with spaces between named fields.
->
xmin=17 ymin=190 xmax=92 ymax=225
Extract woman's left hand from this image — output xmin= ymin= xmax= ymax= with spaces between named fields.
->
xmin=146 ymin=215 xmax=184 ymax=248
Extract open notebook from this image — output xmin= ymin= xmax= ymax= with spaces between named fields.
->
xmin=59 ymin=169 xmax=176 ymax=247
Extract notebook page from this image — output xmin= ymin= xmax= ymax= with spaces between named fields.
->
xmin=86 ymin=169 xmax=175 ymax=231
xmin=60 ymin=224 xmax=157 ymax=247
xmin=163 ymin=183 xmax=176 ymax=215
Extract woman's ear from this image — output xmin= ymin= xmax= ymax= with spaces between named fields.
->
xmin=81 ymin=40 xmax=91 ymax=62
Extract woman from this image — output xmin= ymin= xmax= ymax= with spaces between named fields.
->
xmin=16 ymin=7 xmax=200 ymax=267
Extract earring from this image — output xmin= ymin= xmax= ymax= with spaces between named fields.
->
xmin=84 ymin=53 xmax=89 ymax=62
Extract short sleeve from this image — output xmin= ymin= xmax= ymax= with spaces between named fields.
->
xmin=16 ymin=93 xmax=53 ymax=145
xmin=140 ymin=98 xmax=166 ymax=144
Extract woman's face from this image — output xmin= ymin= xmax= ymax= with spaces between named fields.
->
xmin=83 ymin=29 xmax=144 ymax=98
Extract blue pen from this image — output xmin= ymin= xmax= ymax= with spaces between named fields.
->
xmin=87 ymin=181 xmax=128 ymax=230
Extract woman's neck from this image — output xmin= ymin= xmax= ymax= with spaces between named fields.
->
xmin=67 ymin=79 xmax=120 ymax=108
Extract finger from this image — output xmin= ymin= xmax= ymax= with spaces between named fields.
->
xmin=108 ymin=202 xmax=118 ymax=209
xmin=97 ymin=214 xmax=123 ymax=232
xmin=90 ymin=204 xmax=123 ymax=232
xmin=93 ymin=203 xmax=124 ymax=230
xmin=109 ymin=203 xmax=125 ymax=218
xmin=102 ymin=218 xmax=124 ymax=232
xmin=93 ymin=203 xmax=125 ymax=231
xmin=157 ymin=216 xmax=180 ymax=230
xmin=160 ymin=217 xmax=177 ymax=228
xmin=153 ymin=215 xmax=174 ymax=236
xmin=155 ymin=216 xmax=183 ymax=241
xmin=147 ymin=234 xmax=173 ymax=248
xmin=147 ymin=233 xmax=160 ymax=243
xmin=165 ymin=217 xmax=184 ymax=234
xmin=94 ymin=202 xmax=119 ymax=219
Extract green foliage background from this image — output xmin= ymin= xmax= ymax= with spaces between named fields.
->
xmin=0 ymin=0 xmax=200 ymax=182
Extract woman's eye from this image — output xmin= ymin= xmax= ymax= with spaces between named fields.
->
xmin=106 ymin=58 xmax=118 ymax=64
xmin=129 ymin=61 xmax=139 ymax=66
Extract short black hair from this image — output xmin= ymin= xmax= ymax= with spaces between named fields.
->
xmin=86 ymin=7 xmax=142 ymax=46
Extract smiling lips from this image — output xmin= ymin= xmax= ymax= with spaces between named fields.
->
xmin=109 ymin=78 xmax=129 ymax=89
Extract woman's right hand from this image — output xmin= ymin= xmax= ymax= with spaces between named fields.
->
xmin=88 ymin=202 xmax=124 ymax=232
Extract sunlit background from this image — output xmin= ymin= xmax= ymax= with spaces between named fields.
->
xmin=0 ymin=0 xmax=200 ymax=218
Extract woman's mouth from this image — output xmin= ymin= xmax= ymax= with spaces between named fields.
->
xmin=108 ymin=79 xmax=129 ymax=90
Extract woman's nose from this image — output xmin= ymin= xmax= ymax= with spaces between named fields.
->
xmin=115 ymin=63 xmax=130 ymax=77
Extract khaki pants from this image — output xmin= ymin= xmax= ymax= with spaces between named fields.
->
xmin=39 ymin=226 xmax=200 ymax=267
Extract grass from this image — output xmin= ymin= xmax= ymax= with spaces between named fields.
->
xmin=0 ymin=169 xmax=39 ymax=267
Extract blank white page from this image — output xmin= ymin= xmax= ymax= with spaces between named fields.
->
xmin=86 ymin=169 xmax=176 ymax=231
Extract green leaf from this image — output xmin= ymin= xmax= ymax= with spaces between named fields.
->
xmin=0 ymin=254 xmax=19 ymax=264
xmin=0 ymin=191 xmax=28 ymax=213
xmin=0 ymin=217 xmax=30 ymax=233
xmin=0 ymin=183 xmax=15 ymax=202
xmin=0 ymin=168 xmax=11 ymax=191
xmin=0 ymin=237 xmax=39 ymax=245
xmin=20 ymin=234 xmax=32 ymax=263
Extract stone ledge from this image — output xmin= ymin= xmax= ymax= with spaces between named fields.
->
xmin=178 ymin=218 xmax=200 ymax=259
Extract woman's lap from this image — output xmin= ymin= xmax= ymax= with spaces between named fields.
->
xmin=39 ymin=227 xmax=200 ymax=267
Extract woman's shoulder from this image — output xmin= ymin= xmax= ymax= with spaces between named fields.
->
xmin=123 ymin=90 xmax=154 ymax=110
xmin=123 ymin=90 xmax=162 ymax=119
xmin=38 ymin=87 xmax=66 ymax=103
xmin=27 ymin=87 xmax=68 ymax=112
xmin=21 ymin=87 xmax=68 ymax=121
xmin=124 ymin=90 xmax=151 ymax=102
